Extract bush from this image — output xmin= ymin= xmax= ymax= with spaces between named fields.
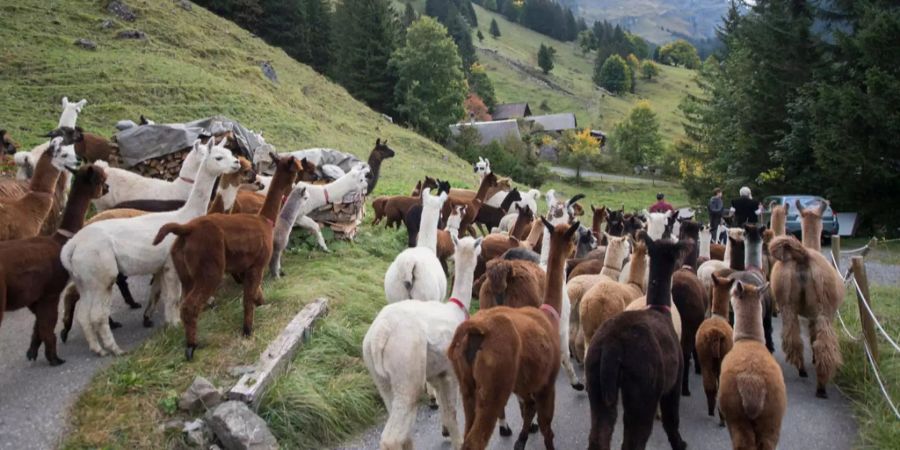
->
xmin=449 ymin=127 xmax=549 ymax=187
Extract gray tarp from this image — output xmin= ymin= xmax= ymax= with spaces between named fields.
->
xmin=285 ymin=148 xmax=362 ymax=176
xmin=114 ymin=115 xmax=259 ymax=167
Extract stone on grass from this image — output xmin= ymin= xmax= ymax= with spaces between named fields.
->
xmin=74 ymin=39 xmax=97 ymax=50
xmin=184 ymin=419 xmax=210 ymax=448
xmin=205 ymin=401 xmax=277 ymax=450
xmin=100 ymin=19 xmax=114 ymax=29
xmin=116 ymin=30 xmax=147 ymax=40
xmin=179 ymin=376 xmax=223 ymax=413
xmin=107 ymin=0 xmax=136 ymax=22
xmin=260 ymin=61 xmax=277 ymax=83
xmin=175 ymin=0 xmax=193 ymax=11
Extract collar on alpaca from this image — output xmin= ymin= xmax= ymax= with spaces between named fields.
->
xmin=56 ymin=228 xmax=74 ymax=238
xmin=448 ymin=298 xmax=468 ymax=319
xmin=265 ymin=217 xmax=275 ymax=228
xmin=539 ymin=304 xmax=560 ymax=326
xmin=647 ymin=304 xmax=671 ymax=314
xmin=179 ymin=176 xmax=195 ymax=184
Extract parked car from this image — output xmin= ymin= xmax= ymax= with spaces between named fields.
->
xmin=761 ymin=195 xmax=839 ymax=241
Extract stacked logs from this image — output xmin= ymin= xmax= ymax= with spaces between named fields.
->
xmin=307 ymin=194 xmax=366 ymax=240
xmin=107 ymin=143 xmax=188 ymax=181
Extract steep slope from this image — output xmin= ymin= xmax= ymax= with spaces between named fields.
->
xmin=568 ymin=0 xmax=730 ymax=42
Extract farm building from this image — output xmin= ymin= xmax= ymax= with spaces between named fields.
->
xmin=448 ymin=119 xmax=522 ymax=145
xmin=491 ymin=102 xmax=532 ymax=120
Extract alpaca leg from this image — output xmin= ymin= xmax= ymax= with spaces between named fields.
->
xmin=559 ymin=293 xmax=584 ymax=390
xmin=181 ymin=285 xmax=214 ymax=361
xmin=26 ymin=304 xmax=42 ymax=361
xmin=763 ymin=297 xmax=774 ymax=353
xmin=143 ymin=274 xmax=162 ymax=328
xmin=780 ymin=305 xmax=806 ymax=377
xmin=465 ymin=383 xmax=512 ymax=449
xmin=681 ymin=343 xmax=692 ymax=396
xmin=380 ymin=391 xmax=418 ymax=450
xmin=497 ymin=408 xmax=512 ymax=436
xmin=659 ymin=385 xmax=687 ymax=450
xmin=426 ymin=382 xmax=439 ymax=410
xmin=587 ymin=382 xmax=617 ymax=450
xmin=161 ymin=264 xmax=183 ymax=326
xmin=693 ymin=347 xmax=701 ymax=374
xmin=297 ymin=215 xmax=329 ymax=252
xmin=117 ymin=273 xmax=140 ymax=309
xmin=433 ymin=374 xmax=462 ymax=449
xmin=534 ymin=387 xmax=556 ymax=450
xmin=93 ymin=285 xmax=124 ymax=356
xmin=60 ymin=282 xmax=79 ymax=342
xmin=75 ymin=286 xmax=105 ymax=356
xmin=812 ymin=315 xmax=841 ymax=399
xmin=35 ymin=300 xmax=64 ymax=365
xmin=701 ymin=364 xmax=718 ymax=417
xmin=241 ymin=268 xmax=264 ymax=337
xmin=515 ymin=397 xmax=538 ymax=450
xmin=620 ymin=384 xmax=657 ymax=450
xmin=724 ymin=420 xmax=757 ymax=450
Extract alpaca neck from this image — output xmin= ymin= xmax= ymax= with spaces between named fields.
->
xmin=539 ymin=228 xmax=551 ymax=267
xmin=733 ymin=301 xmax=765 ymax=343
xmin=29 ymin=151 xmax=61 ymax=193
xmin=416 ymin=200 xmax=442 ymax=252
xmin=646 ymin=259 xmax=676 ymax=307
xmin=511 ymin=215 xmax=531 ymax=239
xmin=219 ymin=182 xmax=241 ymax=210
xmin=278 ymin=186 xmax=311 ymax=225
xmin=181 ymin=161 xmax=222 ymax=216
xmin=449 ymin=253 xmax=477 ymax=311
xmin=366 ymin=154 xmax=384 ymax=194
xmin=801 ymin=221 xmax=822 ymax=251
xmin=543 ymin=236 xmax=568 ymax=313
xmin=259 ymin=171 xmax=294 ymax=222
xmin=728 ymin=240 xmax=745 ymax=271
xmin=592 ymin=215 xmax=603 ymax=239
xmin=711 ymin=287 xmax=730 ymax=318
xmin=473 ymin=176 xmax=493 ymax=204
xmin=771 ymin=211 xmax=786 ymax=236
xmin=323 ymin=170 xmax=362 ymax=202
xmin=56 ymin=182 xmax=94 ymax=237
xmin=684 ymin=239 xmax=699 ymax=268
xmin=627 ymin=250 xmax=648 ymax=293
xmin=178 ymin=149 xmax=203 ymax=179
xmin=699 ymin=231 xmax=711 ymax=258
xmin=446 ymin=220 xmax=460 ymax=238
xmin=745 ymin=238 xmax=763 ymax=270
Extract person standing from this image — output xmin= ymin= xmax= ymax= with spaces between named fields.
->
xmin=649 ymin=192 xmax=674 ymax=214
xmin=731 ymin=186 xmax=762 ymax=226
xmin=708 ymin=188 xmax=724 ymax=242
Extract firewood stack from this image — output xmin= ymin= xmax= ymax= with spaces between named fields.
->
xmin=108 ymin=143 xmax=189 ymax=181
xmin=307 ymin=192 xmax=366 ymax=241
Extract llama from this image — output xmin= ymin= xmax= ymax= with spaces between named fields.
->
xmin=362 ymin=139 xmax=395 ymax=195
xmin=384 ymin=189 xmax=448 ymax=303
xmin=769 ymin=234 xmax=844 ymax=398
xmin=0 ymin=164 xmax=107 ymax=365
xmin=473 ymin=156 xmax=490 ymax=178
xmin=60 ymin=140 xmax=241 ymax=356
xmin=575 ymin=225 xmax=598 ymax=258
xmin=269 ymin=165 xmax=369 ymax=276
xmin=605 ymin=207 xmax=626 ymax=237
xmin=405 ymin=182 xmax=459 ymax=247
xmin=58 ymin=97 xmax=87 ymax=128
xmin=449 ymin=221 xmax=579 ymax=450
xmin=446 ymin=173 xmax=498 ymax=236
xmin=363 ymin=236 xmax=481 ymax=449
xmin=206 ymin=156 xmax=260 ymax=213
xmin=769 ymin=201 xmax=787 ymax=237
xmin=585 ymin=234 xmax=689 ymax=450
xmin=695 ymin=272 xmax=735 ymax=423
xmin=478 ymin=257 xmax=545 ymax=310
xmin=266 ymin=186 xmax=310 ymax=277
xmin=154 ymin=153 xmax=307 ymax=360
xmin=698 ymin=229 xmax=745 ymax=303
xmin=475 ymin=188 xmax=521 ymax=233
xmin=796 ymin=199 xmax=828 ymax=250
xmin=719 ymin=281 xmax=787 ymax=449
xmin=0 ymin=138 xmax=78 ymax=241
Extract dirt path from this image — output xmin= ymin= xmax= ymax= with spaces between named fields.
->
xmin=340 ymin=316 xmax=858 ymax=449
xmin=0 ymin=276 xmax=157 ymax=450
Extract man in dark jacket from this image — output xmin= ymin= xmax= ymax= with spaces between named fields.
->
xmin=649 ymin=193 xmax=674 ymax=214
xmin=731 ymin=186 xmax=762 ymax=226
xmin=708 ymin=188 xmax=724 ymax=242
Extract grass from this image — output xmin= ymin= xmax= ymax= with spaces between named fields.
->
xmin=834 ymin=283 xmax=900 ymax=449
xmin=842 ymin=237 xmax=900 ymax=266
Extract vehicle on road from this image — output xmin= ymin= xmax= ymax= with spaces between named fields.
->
xmin=762 ymin=195 xmax=839 ymax=240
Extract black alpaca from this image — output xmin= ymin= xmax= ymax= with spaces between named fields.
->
xmin=474 ymin=188 xmax=522 ymax=233
xmin=403 ymin=180 xmax=450 ymax=247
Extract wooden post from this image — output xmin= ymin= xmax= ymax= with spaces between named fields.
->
xmin=831 ymin=235 xmax=841 ymax=269
xmin=851 ymin=256 xmax=879 ymax=361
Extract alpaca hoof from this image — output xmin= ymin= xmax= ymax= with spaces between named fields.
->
xmin=674 ymin=439 xmax=687 ymax=450
xmin=442 ymin=427 xmax=449 ymax=437
xmin=279 ymin=270 xmax=286 ymax=277
xmin=26 ymin=348 xmax=38 ymax=361
xmin=529 ymin=422 xmax=538 ymax=433
xmin=572 ymin=382 xmax=585 ymax=391
xmin=767 ymin=343 xmax=775 ymax=353
xmin=60 ymin=328 xmax=69 ymax=343
xmin=96 ymin=349 xmax=109 ymax=357
xmin=428 ymin=397 xmax=439 ymax=410
xmin=185 ymin=346 xmax=196 ymax=361
xmin=243 ymin=326 xmax=253 ymax=337
xmin=128 ymin=302 xmax=142 ymax=310
xmin=499 ymin=425 xmax=512 ymax=437
xmin=143 ymin=316 xmax=154 ymax=328
xmin=111 ymin=348 xmax=125 ymax=356
xmin=718 ymin=420 xmax=725 ymax=428
xmin=799 ymin=368 xmax=808 ymax=378
xmin=108 ymin=318 xmax=123 ymax=329
xmin=48 ymin=356 xmax=66 ymax=366
xmin=514 ymin=439 xmax=527 ymax=450
xmin=816 ymin=388 xmax=828 ymax=399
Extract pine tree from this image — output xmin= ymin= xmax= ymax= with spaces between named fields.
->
xmin=538 ymin=43 xmax=556 ymax=74
xmin=298 ymin=0 xmax=332 ymax=73
xmin=489 ymin=18 xmax=501 ymax=38
xmin=445 ymin=12 xmax=478 ymax=71
xmin=392 ymin=17 xmax=468 ymax=141
xmin=332 ymin=0 xmax=399 ymax=114
xmin=477 ymin=29 xmax=484 ymax=42
xmin=468 ymin=62 xmax=497 ymax=109
xmin=402 ymin=2 xmax=417 ymax=28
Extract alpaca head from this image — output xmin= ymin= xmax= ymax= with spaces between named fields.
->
xmin=45 ymin=126 xmax=84 ymax=147
xmin=796 ymin=198 xmax=828 ymax=243
xmin=422 ymin=188 xmax=448 ymax=215
xmin=58 ymin=97 xmax=87 ymax=129
xmin=139 ymin=115 xmax=155 ymax=126
xmin=451 ymin=235 xmax=483 ymax=272
xmin=479 ymin=172 xmax=499 ymax=192
xmin=641 ymin=232 xmax=691 ymax=289
xmin=181 ymin=138 xmax=212 ymax=177
xmin=447 ymin=205 xmax=466 ymax=231
xmin=678 ymin=219 xmax=701 ymax=242
xmin=567 ymin=193 xmax=586 ymax=220
xmin=474 ymin=157 xmax=491 ymax=177
xmin=515 ymin=204 xmax=533 ymax=222
xmin=496 ymin=178 xmax=512 ymax=192
xmin=372 ymin=139 xmax=396 ymax=161
xmin=769 ymin=201 xmax=787 ymax=233
xmin=236 ymin=157 xmax=258 ymax=184
xmin=743 ymin=223 xmax=766 ymax=247
xmin=575 ymin=225 xmax=597 ymax=257
xmin=202 ymin=138 xmax=241 ymax=177
xmin=68 ymin=163 xmax=109 ymax=199
xmin=730 ymin=280 xmax=769 ymax=324
xmin=699 ymin=223 xmax=711 ymax=243
xmin=624 ymin=214 xmax=644 ymax=239
xmin=541 ymin=217 xmax=580 ymax=259
xmin=346 ymin=163 xmax=371 ymax=193
xmin=663 ymin=210 xmax=681 ymax=239
xmin=606 ymin=207 xmax=625 ymax=236
xmin=711 ymin=271 xmax=736 ymax=316
xmin=646 ymin=212 xmax=671 ymax=240
xmin=591 ymin=204 xmax=608 ymax=229
xmin=48 ymin=137 xmax=79 ymax=172
xmin=1 ymin=129 xmax=18 ymax=155
xmin=603 ymin=232 xmax=631 ymax=269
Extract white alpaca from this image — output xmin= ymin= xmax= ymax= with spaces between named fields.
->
xmin=363 ymin=236 xmax=481 ymax=450
xmin=645 ymin=210 xmax=672 ymax=240
xmin=487 ymin=188 xmax=540 ymax=216
xmin=699 ymin=224 xmax=711 ymax=259
xmin=91 ymin=141 xmax=208 ymax=211
xmin=268 ymin=165 xmax=370 ymax=276
xmin=384 ymin=189 xmax=448 ymax=303
xmin=14 ymin=97 xmax=85 ymax=181
xmin=58 ymin=97 xmax=87 ymax=128
xmin=697 ymin=228 xmax=745 ymax=301
xmin=61 ymin=140 xmax=239 ymax=356
xmin=474 ymin=157 xmax=490 ymax=179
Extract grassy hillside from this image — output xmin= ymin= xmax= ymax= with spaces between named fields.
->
xmin=471 ymin=4 xmax=700 ymax=141
xmin=570 ymin=0 xmax=729 ymax=43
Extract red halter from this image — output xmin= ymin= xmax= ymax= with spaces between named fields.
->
xmin=448 ymin=298 xmax=468 ymax=319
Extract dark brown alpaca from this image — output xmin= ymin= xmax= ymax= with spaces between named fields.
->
xmin=672 ymin=239 xmax=708 ymax=395
xmin=154 ymin=155 xmax=312 ymax=360
xmin=472 ymin=234 xmax=525 ymax=288
xmin=478 ymin=258 xmax=545 ymax=309
xmin=2 ymin=129 xmax=19 ymax=155
xmin=509 ymin=204 xmax=534 ymax=240
xmin=47 ymin=126 xmax=117 ymax=162
xmin=449 ymin=221 xmax=579 ymax=450
xmin=695 ymin=272 xmax=735 ymax=423
xmin=0 ymin=164 xmax=108 ymax=365
xmin=585 ymin=233 xmax=689 ymax=450
xmin=444 ymin=172 xmax=498 ymax=236
xmin=364 ymin=139 xmax=395 ymax=195
xmin=591 ymin=204 xmax=608 ymax=241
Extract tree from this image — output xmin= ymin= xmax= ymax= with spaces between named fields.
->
xmin=402 ymin=2 xmax=417 ymax=28
xmin=659 ymin=39 xmax=701 ymax=69
xmin=612 ymin=101 xmax=664 ymax=166
xmin=445 ymin=12 xmax=478 ymax=70
xmin=594 ymin=54 xmax=631 ymax=94
xmin=468 ymin=62 xmax=497 ymax=109
xmin=332 ymin=0 xmax=399 ymax=114
xmin=641 ymin=60 xmax=659 ymax=80
xmin=392 ymin=17 xmax=468 ymax=142
xmin=537 ymin=43 xmax=556 ymax=74
xmin=476 ymin=29 xmax=484 ymax=42
xmin=489 ymin=18 xmax=501 ymax=38
xmin=577 ymin=29 xmax=593 ymax=55
xmin=626 ymin=53 xmax=640 ymax=92
xmin=559 ymin=128 xmax=600 ymax=182
xmin=464 ymin=93 xmax=492 ymax=121
xmin=297 ymin=0 xmax=332 ymax=73
xmin=483 ymin=0 xmax=497 ymax=11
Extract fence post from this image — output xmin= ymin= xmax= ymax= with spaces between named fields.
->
xmin=851 ymin=256 xmax=879 ymax=361
xmin=831 ymin=235 xmax=841 ymax=269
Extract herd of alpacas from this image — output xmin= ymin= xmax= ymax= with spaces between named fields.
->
xmin=2 ymin=99 xmax=847 ymax=450
xmin=365 ymin=155 xmax=845 ymax=450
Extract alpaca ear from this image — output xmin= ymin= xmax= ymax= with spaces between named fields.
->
xmin=566 ymin=221 xmax=581 ymax=239
xmin=603 ymin=231 xmax=611 ymax=241
xmin=794 ymin=199 xmax=804 ymax=214
xmin=376 ymin=138 xmax=381 ymax=146
xmin=74 ymin=99 xmax=87 ymax=111
xmin=451 ymin=233 xmax=459 ymax=249
xmin=269 ymin=151 xmax=279 ymax=162
xmin=818 ymin=200 xmax=828 ymax=215
xmin=638 ymin=230 xmax=653 ymax=248
xmin=758 ymin=282 xmax=770 ymax=297
xmin=474 ymin=237 xmax=483 ymax=252
xmin=734 ymin=280 xmax=745 ymax=296
xmin=61 ymin=97 xmax=69 ymax=108
xmin=541 ymin=215 xmax=553 ymax=232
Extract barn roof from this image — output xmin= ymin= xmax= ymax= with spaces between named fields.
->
xmin=526 ymin=113 xmax=577 ymax=132
xmin=449 ymin=119 xmax=522 ymax=145
xmin=492 ymin=103 xmax=532 ymax=120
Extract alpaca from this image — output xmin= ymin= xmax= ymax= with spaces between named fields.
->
xmin=719 ymin=281 xmax=786 ymax=449
xmin=487 ymin=188 xmax=539 ymax=220
xmin=671 ymin=260 xmax=708 ymax=396
xmin=575 ymin=224 xmax=598 ymax=258
xmin=58 ymin=97 xmax=87 ymax=128
xmin=796 ymin=199 xmax=828 ymax=250
xmin=475 ymin=188 xmax=521 ymax=233
xmin=206 ymin=157 xmax=260 ymax=213
xmin=46 ymin=126 xmax=117 ymax=162
xmin=405 ymin=182 xmax=457 ymax=247
xmin=0 ymin=164 xmax=107 ymax=365
xmin=1 ymin=129 xmax=19 ymax=155
xmin=696 ymin=272 xmax=735 ymax=423
xmin=578 ymin=236 xmax=648 ymax=363
xmin=472 ymin=233 xmax=527 ymax=285
xmin=605 ymin=207 xmax=626 ymax=237
xmin=363 ymin=236 xmax=481 ymax=449
xmin=769 ymin=235 xmax=844 ymax=398
xmin=60 ymin=140 xmax=241 ymax=356
xmin=85 ymin=208 xmax=147 ymax=224
xmin=698 ymin=229 xmax=746 ymax=303
xmin=362 ymin=139 xmax=395 ymax=195
xmin=269 ymin=165 xmax=369 ymax=276
xmin=449 ymin=221 xmax=579 ymax=450
xmin=646 ymin=211 xmax=673 ymax=240
xmin=0 ymin=138 xmax=78 ymax=241
xmin=677 ymin=220 xmax=702 ymax=268
xmin=435 ymin=205 xmax=466 ymax=275
xmin=384 ymin=189 xmax=448 ymax=303
xmin=446 ymin=173 xmax=498 ymax=236
xmin=585 ymin=234 xmax=689 ymax=450
xmin=591 ymin=205 xmax=608 ymax=241
xmin=154 ymin=153 xmax=308 ymax=360
xmin=732 ymin=224 xmax=775 ymax=352
xmin=473 ymin=156 xmax=490 ymax=179
xmin=769 ymin=201 xmax=787 ymax=237
xmin=478 ymin=257 xmax=545 ymax=309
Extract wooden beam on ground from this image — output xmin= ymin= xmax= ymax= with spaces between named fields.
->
xmin=227 ymin=298 xmax=329 ymax=408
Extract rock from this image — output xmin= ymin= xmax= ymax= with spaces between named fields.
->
xmin=161 ymin=419 xmax=183 ymax=433
xmin=107 ymin=0 xmax=136 ymax=22
xmin=175 ymin=0 xmax=193 ymax=11
xmin=209 ymin=446 xmax=222 ymax=450
xmin=227 ymin=365 xmax=255 ymax=378
xmin=205 ymin=401 xmax=278 ymax=450
xmin=259 ymin=61 xmax=277 ymax=83
xmin=116 ymin=29 xmax=147 ymax=40
xmin=178 ymin=376 xmax=223 ymax=413
xmin=74 ymin=39 xmax=97 ymax=50
xmin=100 ymin=19 xmax=114 ymax=29
xmin=184 ymin=419 xmax=209 ymax=448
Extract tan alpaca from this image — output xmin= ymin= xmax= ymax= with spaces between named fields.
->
xmin=695 ymin=272 xmax=735 ymax=424
xmin=719 ymin=281 xmax=786 ymax=450
xmin=578 ymin=237 xmax=648 ymax=361
xmin=796 ymin=199 xmax=828 ymax=251
xmin=769 ymin=202 xmax=787 ymax=237
xmin=769 ymin=235 xmax=843 ymax=398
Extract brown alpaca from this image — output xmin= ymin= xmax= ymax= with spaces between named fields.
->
xmin=525 ymin=218 xmax=545 ymax=252
xmin=672 ymin=260 xmax=708 ymax=396
xmin=478 ymin=258 xmax=545 ymax=309
xmin=769 ymin=201 xmax=786 ymax=237
xmin=509 ymin=204 xmax=534 ymax=240
xmin=578 ymin=237 xmax=648 ymax=362
xmin=473 ymin=233 xmax=526 ymax=285
xmin=449 ymin=177 xmax=510 ymax=203
xmin=695 ymin=272 xmax=735 ymax=423
xmin=0 ymin=140 xmax=72 ymax=240
xmin=585 ymin=233 xmax=689 ymax=450
xmin=769 ymin=235 xmax=843 ymax=398
xmin=710 ymin=243 xmax=725 ymax=261
xmin=719 ymin=281 xmax=786 ymax=449
xmin=154 ymin=155 xmax=312 ymax=360
xmin=207 ymin=157 xmax=260 ymax=213
xmin=86 ymin=208 xmax=147 ymax=225
xmin=444 ymin=172 xmax=498 ymax=236
xmin=0 ymin=164 xmax=107 ymax=365
xmin=796 ymin=199 xmax=828 ymax=251
xmin=1 ymin=129 xmax=18 ymax=155
xmin=449 ymin=221 xmax=579 ymax=450
xmin=436 ymin=205 xmax=466 ymax=274
xmin=379 ymin=195 xmax=423 ymax=228
xmin=229 ymin=165 xmax=317 ymax=215
xmin=591 ymin=204 xmax=608 ymax=241
xmin=47 ymin=126 xmax=117 ymax=162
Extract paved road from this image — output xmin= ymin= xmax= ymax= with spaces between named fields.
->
xmin=340 ymin=316 xmax=858 ymax=449
xmin=0 ymin=276 xmax=157 ymax=450
xmin=550 ymin=166 xmax=676 ymax=187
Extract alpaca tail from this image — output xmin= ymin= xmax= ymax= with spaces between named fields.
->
xmin=597 ymin=342 xmax=623 ymax=406
xmin=395 ymin=258 xmax=417 ymax=298
xmin=812 ymin=314 xmax=842 ymax=381
xmin=736 ymin=373 xmax=767 ymax=420
xmin=449 ymin=314 xmax=519 ymax=383
xmin=528 ymin=189 xmax=541 ymax=200
xmin=363 ymin=316 xmax=395 ymax=380
xmin=768 ymin=235 xmax=809 ymax=263
xmin=153 ymin=223 xmax=191 ymax=246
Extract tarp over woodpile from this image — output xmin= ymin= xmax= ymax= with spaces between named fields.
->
xmin=114 ymin=116 xmax=260 ymax=167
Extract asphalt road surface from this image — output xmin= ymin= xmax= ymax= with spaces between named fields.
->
xmin=340 ymin=316 xmax=858 ymax=449
xmin=0 ymin=276 xmax=157 ymax=450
